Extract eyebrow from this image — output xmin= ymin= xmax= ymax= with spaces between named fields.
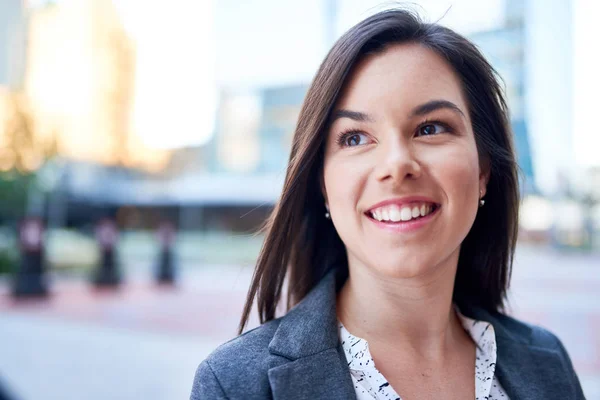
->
xmin=410 ymin=99 xmax=466 ymax=118
xmin=330 ymin=109 xmax=374 ymax=123
xmin=330 ymin=99 xmax=466 ymax=124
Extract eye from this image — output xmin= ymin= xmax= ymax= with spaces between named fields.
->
xmin=416 ymin=122 xmax=450 ymax=137
xmin=338 ymin=131 xmax=370 ymax=147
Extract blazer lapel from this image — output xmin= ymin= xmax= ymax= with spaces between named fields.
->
xmin=460 ymin=304 xmax=575 ymax=400
xmin=267 ymin=268 xmax=355 ymax=400
xmin=495 ymin=338 xmax=574 ymax=400
xmin=268 ymin=346 xmax=355 ymax=400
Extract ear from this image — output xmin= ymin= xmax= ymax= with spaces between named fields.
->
xmin=319 ymin=172 xmax=328 ymax=206
xmin=479 ymin=158 xmax=491 ymax=197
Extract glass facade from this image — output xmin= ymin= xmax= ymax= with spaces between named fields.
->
xmin=0 ymin=0 xmax=25 ymax=86
xmin=465 ymin=0 xmax=536 ymax=193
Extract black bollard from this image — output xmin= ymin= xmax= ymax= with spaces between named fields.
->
xmin=92 ymin=219 xmax=121 ymax=287
xmin=13 ymin=217 xmax=49 ymax=298
xmin=155 ymin=221 xmax=176 ymax=285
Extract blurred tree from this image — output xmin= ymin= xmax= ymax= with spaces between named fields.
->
xmin=1 ymin=93 xmax=39 ymax=172
xmin=0 ymin=91 xmax=59 ymax=222
xmin=1 ymin=92 xmax=58 ymax=172
xmin=0 ymin=172 xmax=34 ymax=222
xmin=0 ymin=242 xmax=18 ymax=275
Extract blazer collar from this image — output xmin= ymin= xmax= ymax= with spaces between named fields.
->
xmin=269 ymin=267 xmax=340 ymax=359
xmin=268 ymin=268 xmax=572 ymax=400
xmin=267 ymin=268 xmax=355 ymax=399
xmin=459 ymin=303 xmax=575 ymax=399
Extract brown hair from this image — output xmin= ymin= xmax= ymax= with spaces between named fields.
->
xmin=239 ymin=8 xmax=519 ymax=334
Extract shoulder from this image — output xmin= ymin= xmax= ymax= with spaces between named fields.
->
xmin=489 ymin=310 xmax=568 ymax=351
xmin=488 ymin=311 xmax=585 ymax=397
xmin=461 ymin=303 xmax=568 ymax=351
xmin=206 ymin=317 xmax=282 ymax=369
xmin=463 ymin=304 xmax=580 ymax=370
xmin=499 ymin=313 xmax=580 ymax=373
xmin=190 ymin=318 xmax=284 ymax=400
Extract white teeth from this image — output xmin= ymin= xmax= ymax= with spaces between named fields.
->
xmin=411 ymin=206 xmax=420 ymax=218
xmin=382 ymin=208 xmax=390 ymax=221
xmin=389 ymin=206 xmax=401 ymax=222
xmin=370 ymin=202 xmax=436 ymax=222
xmin=400 ymin=207 xmax=412 ymax=221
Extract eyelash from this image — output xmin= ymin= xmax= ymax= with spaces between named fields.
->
xmin=335 ymin=129 xmax=364 ymax=147
xmin=335 ymin=119 xmax=453 ymax=147
xmin=418 ymin=119 xmax=453 ymax=136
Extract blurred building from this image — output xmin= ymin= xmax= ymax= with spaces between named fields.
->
xmin=62 ymin=83 xmax=307 ymax=231
xmin=0 ymin=0 xmax=25 ymax=165
xmin=0 ymin=1 xmax=34 ymax=174
xmin=258 ymin=85 xmax=307 ymax=173
xmin=206 ymin=0 xmax=538 ymax=184
xmin=209 ymin=85 xmax=306 ymax=175
xmin=6 ymin=0 xmax=593 ymax=236
xmin=469 ymin=0 xmax=535 ymax=193
xmin=24 ymin=0 xmax=171 ymax=171
xmin=70 ymin=0 xmax=540 ymax=232
xmin=524 ymin=0 xmax=600 ymax=194
xmin=0 ymin=0 xmax=26 ymax=87
xmin=524 ymin=0 xmax=573 ymax=195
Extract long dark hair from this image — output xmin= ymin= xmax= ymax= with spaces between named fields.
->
xmin=239 ymin=8 xmax=519 ymax=334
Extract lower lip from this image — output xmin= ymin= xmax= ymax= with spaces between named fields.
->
xmin=366 ymin=206 xmax=440 ymax=233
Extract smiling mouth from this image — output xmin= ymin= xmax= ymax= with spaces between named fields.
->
xmin=365 ymin=203 xmax=440 ymax=223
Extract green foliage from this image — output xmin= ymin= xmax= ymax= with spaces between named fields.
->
xmin=0 ymin=248 xmax=17 ymax=275
xmin=0 ymin=171 xmax=35 ymax=222
xmin=0 ymin=227 xmax=17 ymax=275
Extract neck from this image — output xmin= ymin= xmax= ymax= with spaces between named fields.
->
xmin=336 ymin=250 xmax=467 ymax=362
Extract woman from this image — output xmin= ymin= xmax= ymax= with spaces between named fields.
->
xmin=191 ymin=9 xmax=585 ymax=400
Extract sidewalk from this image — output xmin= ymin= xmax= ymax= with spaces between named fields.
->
xmin=508 ymin=245 xmax=600 ymax=399
xmin=0 ymin=314 xmax=218 ymax=400
xmin=0 ymin=264 xmax=256 ymax=400
xmin=0 ymin=263 xmax=257 ymax=339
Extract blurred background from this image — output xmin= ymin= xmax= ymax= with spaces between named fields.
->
xmin=0 ymin=0 xmax=598 ymax=399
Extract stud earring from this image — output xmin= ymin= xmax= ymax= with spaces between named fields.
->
xmin=325 ymin=204 xmax=330 ymax=219
xmin=479 ymin=190 xmax=485 ymax=207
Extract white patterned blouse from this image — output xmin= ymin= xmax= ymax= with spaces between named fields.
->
xmin=338 ymin=305 xmax=510 ymax=400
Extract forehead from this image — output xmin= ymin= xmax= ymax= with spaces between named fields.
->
xmin=336 ymin=43 xmax=468 ymax=115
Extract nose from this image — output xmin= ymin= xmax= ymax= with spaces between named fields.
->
xmin=375 ymin=136 xmax=422 ymax=183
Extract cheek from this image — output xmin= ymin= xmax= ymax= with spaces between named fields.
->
xmin=427 ymin=145 xmax=481 ymax=223
xmin=323 ymin=157 xmax=372 ymax=249
xmin=323 ymin=156 xmax=365 ymax=211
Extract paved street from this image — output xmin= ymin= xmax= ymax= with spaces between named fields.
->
xmin=0 ymin=244 xmax=598 ymax=400
xmin=508 ymin=245 xmax=600 ymax=399
xmin=0 ymin=265 xmax=255 ymax=400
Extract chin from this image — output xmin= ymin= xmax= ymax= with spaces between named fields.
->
xmin=368 ymin=252 xmax=436 ymax=280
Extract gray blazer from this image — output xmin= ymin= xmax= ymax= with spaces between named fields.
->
xmin=190 ymin=268 xmax=586 ymax=399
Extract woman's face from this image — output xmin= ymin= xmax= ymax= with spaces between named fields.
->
xmin=323 ymin=43 xmax=488 ymax=280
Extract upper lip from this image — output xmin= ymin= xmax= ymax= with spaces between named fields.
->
xmin=366 ymin=196 xmax=439 ymax=213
